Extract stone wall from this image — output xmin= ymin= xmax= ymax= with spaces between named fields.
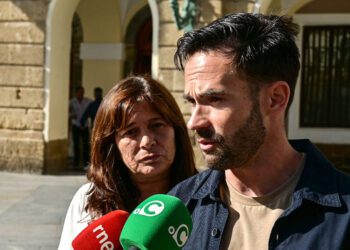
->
xmin=0 ymin=0 xmax=48 ymax=173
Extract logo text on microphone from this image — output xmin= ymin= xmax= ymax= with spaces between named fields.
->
xmin=93 ymin=224 xmax=114 ymax=250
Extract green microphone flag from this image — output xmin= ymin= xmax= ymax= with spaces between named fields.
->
xmin=120 ymin=194 xmax=192 ymax=250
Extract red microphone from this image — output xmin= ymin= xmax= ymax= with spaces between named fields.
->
xmin=72 ymin=210 xmax=129 ymax=250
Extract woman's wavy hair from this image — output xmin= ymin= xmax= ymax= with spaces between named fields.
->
xmin=85 ymin=75 xmax=197 ymax=217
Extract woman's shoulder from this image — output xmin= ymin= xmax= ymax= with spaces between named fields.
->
xmin=75 ymin=182 xmax=94 ymax=197
xmin=68 ymin=183 xmax=94 ymax=219
xmin=58 ymin=183 xmax=94 ymax=249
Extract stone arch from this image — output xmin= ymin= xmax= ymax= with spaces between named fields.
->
xmin=148 ymin=0 xmax=160 ymax=78
xmin=295 ymin=0 xmax=350 ymax=13
xmin=43 ymin=0 xmax=81 ymax=172
xmin=44 ymin=0 xmax=81 ymax=143
xmin=283 ymin=0 xmax=315 ymax=14
xmin=122 ymin=0 xmax=159 ymax=77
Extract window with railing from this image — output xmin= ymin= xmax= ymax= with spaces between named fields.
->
xmin=300 ymin=25 xmax=350 ymax=128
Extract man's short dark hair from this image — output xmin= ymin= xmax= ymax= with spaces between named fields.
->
xmin=174 ymin=13 xmax=300 ymax=109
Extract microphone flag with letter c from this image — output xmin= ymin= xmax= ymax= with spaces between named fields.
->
xmin=119 ymin=194 xmax=192 ymax=250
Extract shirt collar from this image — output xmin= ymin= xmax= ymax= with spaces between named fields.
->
xmin=290 ymin=139 xmax=341 ymax=208
xmin=192 ymin=169 xmax=224 ymax=201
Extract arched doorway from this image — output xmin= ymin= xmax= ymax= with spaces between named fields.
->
xmin=134 ymin=17 xmax=152 ymax=74
xmin=67 ymin=12 xmax=84 ymax=169
xmin=124 ymin=5 xmax=152 ymax=76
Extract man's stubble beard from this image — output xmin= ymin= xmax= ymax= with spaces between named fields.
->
xmin=199 ymin=100 xmax=266 ymax=171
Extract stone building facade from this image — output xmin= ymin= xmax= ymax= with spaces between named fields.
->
xmin=0 ymin=0 xmax=349 ymax=174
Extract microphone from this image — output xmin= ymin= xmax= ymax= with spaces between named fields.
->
xmin=72 ymin=210 xmax=129 ymax=250
xmin=119 ymin=194 xmax=192 ymax=250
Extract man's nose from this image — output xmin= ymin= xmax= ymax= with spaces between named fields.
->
xmin=187 ymin=105 xmax=210 ymax=131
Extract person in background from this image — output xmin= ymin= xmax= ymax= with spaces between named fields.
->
xmin=69 ymin=86 xmax=92 ymax=168
xmin=58 ymin=76 xmax=197 ymax=249
xmin=80 ymin=87 xmax=103 ymax=129
xmin=169 ymin=13 xmax=350 ymax=249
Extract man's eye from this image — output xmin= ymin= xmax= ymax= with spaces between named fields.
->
xmin=208 ymin=96 xmax=222 ymax=103
xmin=185 ymin=98 xmax=196 ymax=106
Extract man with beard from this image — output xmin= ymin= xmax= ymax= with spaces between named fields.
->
xmin=169 ymin=13 xmax=350 ymax=249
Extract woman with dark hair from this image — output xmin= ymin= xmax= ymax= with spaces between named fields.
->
xmin=58 ymin=76 xmax=197 ymax=249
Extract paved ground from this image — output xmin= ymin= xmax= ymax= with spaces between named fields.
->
xmin=0 ymin=171 xmax=86 ymax=250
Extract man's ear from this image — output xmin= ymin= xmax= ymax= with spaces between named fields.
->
xmin=266 ymin=81 xmax=290 ymax=113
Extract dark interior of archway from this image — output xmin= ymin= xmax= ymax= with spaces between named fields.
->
xmin=124 ymin=5 xmax=152 ymax=77
xmin=134 ymin=17 xmax=152 ymax=75
xmin=69 ymin=13 xmax=83 ymax=99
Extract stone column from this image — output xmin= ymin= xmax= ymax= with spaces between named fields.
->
xmin=0 ymin=0 xmax=48 ymax=173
